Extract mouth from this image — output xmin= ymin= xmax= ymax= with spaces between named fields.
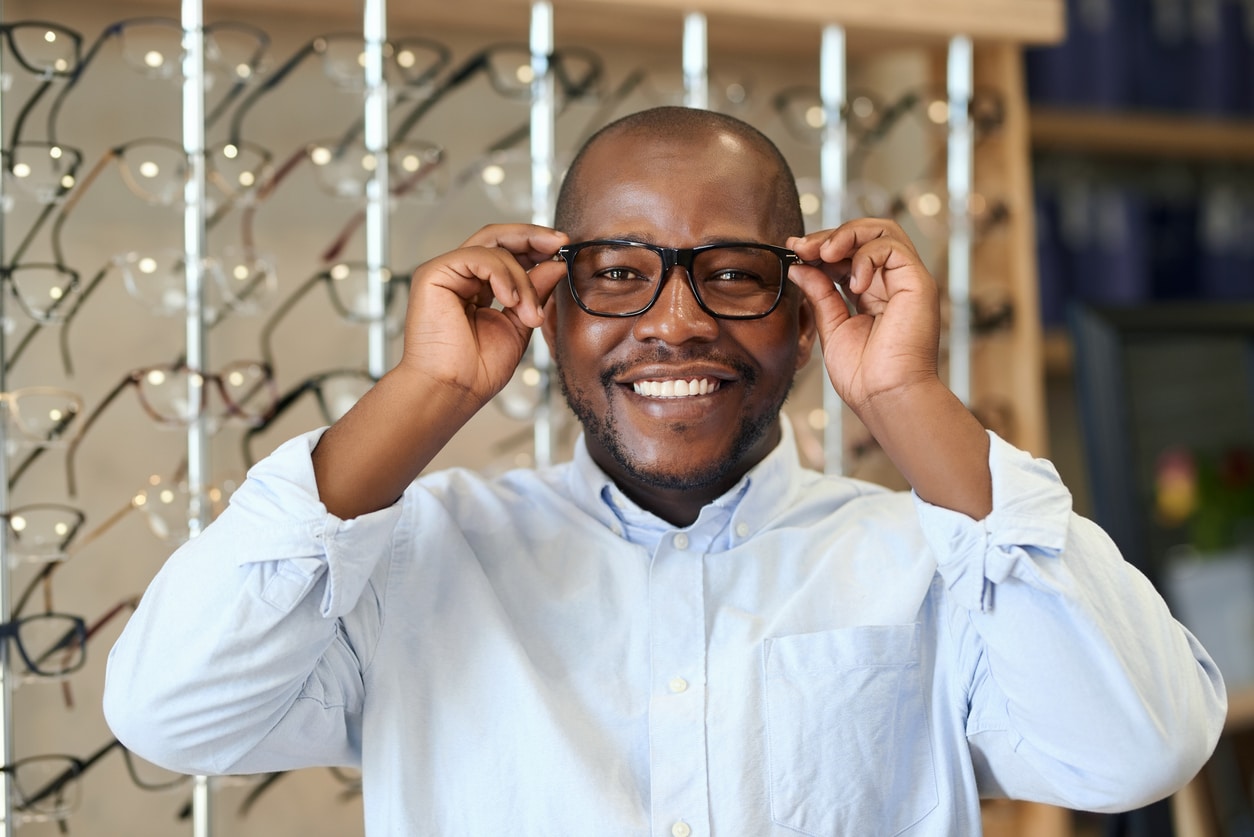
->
xmin=631 ymin=377 xmax=722 ymax=398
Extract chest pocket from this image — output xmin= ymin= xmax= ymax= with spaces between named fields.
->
xmin=763 ymin=624 xmax=938 ymax=836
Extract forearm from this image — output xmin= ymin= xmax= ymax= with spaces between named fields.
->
xmin=858 ymin=378 xmax=991 ymax=520
xmin=104 ymin=433 xmax=395 ymax=773
xmin=921 ymin=437 xmax=1226 ymax=808
xmin=312 ymin=365 xmax=480 ymax=519
xmin=962 ymin=520 xmax=1225 ymax=808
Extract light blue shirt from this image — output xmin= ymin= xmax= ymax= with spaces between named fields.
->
xmin=104 ymin=423 xmax=1226 ymax=836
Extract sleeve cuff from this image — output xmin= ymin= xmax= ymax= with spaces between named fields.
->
xmin=228 ymin=428 xmax=403 ymax=619
xmin=914 ymin=431 xmax=1074 ymax=612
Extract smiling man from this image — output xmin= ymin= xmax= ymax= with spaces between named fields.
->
xmin=104 ymin=107 xmax=1224 ymax=836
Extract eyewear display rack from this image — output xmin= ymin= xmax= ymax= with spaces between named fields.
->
xmin=0 ymin=0 xmax=1064 ymax=834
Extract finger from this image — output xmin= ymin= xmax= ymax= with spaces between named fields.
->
xmin=845 ymin=235 xmax=931 ymax=297
xmin=421 ymin=247 xmax=541 ymax=327
xmin=461 ymin=223 xmax=570 ymax=269
xmin=788 ymin=218 xmax=919 ymax=267
xmin=787 ymin=263 xmax=853 ymax=340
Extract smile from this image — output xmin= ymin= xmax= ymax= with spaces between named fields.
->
xmin=632 ymin=378 xmax=721 ymax=398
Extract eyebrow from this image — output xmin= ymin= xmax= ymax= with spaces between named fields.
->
xmin=594 ymin=232 xmax=774 ymax=247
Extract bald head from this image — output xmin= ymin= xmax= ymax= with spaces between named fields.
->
xmin=554 ymin=106 xmax=803 ymax=241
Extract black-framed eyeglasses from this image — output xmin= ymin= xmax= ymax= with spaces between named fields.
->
xmin=558 ymin=239 xmax=801 ymax=320
xmin=0 ymin=21 xmax=81 ymax=78
xmin=0 ymin=612 xmax=87 ymax=678
xmin=259 ymin=263 xmax=407 ymax=367
xmin=12 ymin=737 xmax=189 ymax=831
xmin=242 ymin=368 xmax=377 ymax=467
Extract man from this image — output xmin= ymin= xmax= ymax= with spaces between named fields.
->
xmin=104 ymin=107 xmax=1225 ymax=835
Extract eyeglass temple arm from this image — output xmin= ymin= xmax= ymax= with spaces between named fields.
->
xmin=7 ymin=79 xmax=53 ymax=152
xmin=237 ymin=142 xmax=312 ymax=258
xmin=226 ymin=36 xmax=330 ymax=149
xmin=7 ymin=405 xmax=79 ymax=493
xmin=64 ymin=373 xmax=139 ymax=498
xmin=320 ymin=157 xmax=444 ymax=263
xmin=56 ymin=261 xmax=115 ymax=376
xmin=241 ymin=376 xmax=321 ymax=468
xmin=204 ymin=25 xmax=272 ymax=132
xmin=258 ymin=272 xmax=323 ymax=369
xmin=44 ymin=20 xmax=126 ymax=144
xmin=386 ymin=51 xmax=490 ymax=149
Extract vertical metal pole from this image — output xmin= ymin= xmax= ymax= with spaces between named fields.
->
xmin=529 ymin=1 xmax=555 ymax=467
xmin=819 ymin=25 xmax=847 ymax=475
xmin=682 ymin=12 xmax=708 ymax=109
xmin=0 ymin=0 xmax=13 ymax=832
xmin=946 ymin=36 xmax=974 ymax=406
xmin=363 ymin=0 xmax=389 ymax=378
xmin=181 ymin=1 xmax=212 ymax=833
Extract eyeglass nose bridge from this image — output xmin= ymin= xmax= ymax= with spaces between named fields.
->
xmin=649 ymin=246 xmax=720 ymax=319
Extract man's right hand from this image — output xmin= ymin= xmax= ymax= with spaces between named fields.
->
xmin=398 ymin=224 xmax=569 ymax=410
xmin=310 ymin=224 xmax=568 ymax=520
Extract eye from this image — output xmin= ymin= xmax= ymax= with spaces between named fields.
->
xmin=594 ymin=266 xmax=648 ymax=283
xmin=707 ymin=268 xmax=764 ymax=285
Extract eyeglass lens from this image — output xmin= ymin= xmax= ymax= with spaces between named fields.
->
xmin=5 ymin=504 xmax=83 ymax=563
xmin=6 ymin=264 xmax=79 ymax=322
xmin=5 ymin=24 xmax=78 ymax=76
xmin=567 ymin=243 xmax=786 ymax=317
xmin=4 ymin=388 xmax=81 ymax=444
xmin=9 ymin=755 xmax=82 ymax=819
xmin=6 ymin=143 xmax=80 ymax=204
xmin=6 ymin=613 xmax=86 ymax=677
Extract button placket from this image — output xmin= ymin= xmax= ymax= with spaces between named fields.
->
xmin=647 ymin=533 xmax=710 ymax=837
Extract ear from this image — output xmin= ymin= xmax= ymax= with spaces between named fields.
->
xmin=794 ymin=294 xmax=818 ymax=372
xmin=540 ymin=290 xmax=559 ymax=357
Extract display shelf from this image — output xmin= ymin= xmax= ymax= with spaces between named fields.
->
xmin=131 ymin=0 xmax=1064 ymax=58
xmin=1031 ymin=106 xmax=1254 ymax=162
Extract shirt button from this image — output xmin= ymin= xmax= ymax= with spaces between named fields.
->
xmin=735 ymin=522 xmax=750 ymax=537
xmin=672 ymin=822 xmax=692 ymax=837
xmin=668 ymin=677 xmax=688 ymax=694
xmin=673 ymin=533 xmax=689 ymax=549
xmin=610 ymin=523 xmax=623 ymax=536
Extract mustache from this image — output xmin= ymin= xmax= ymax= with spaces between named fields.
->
xmin=599 ymin=347 xmax=759 ymax=389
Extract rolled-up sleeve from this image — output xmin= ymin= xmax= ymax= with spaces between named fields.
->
xmin=103 ymin=429 xmax=401 ymax=775
xmin=916 ymin=432 xmax=1227 ymax=812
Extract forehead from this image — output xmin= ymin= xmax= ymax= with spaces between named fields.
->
xmin=567 ymin=129 xmax=782 ymax=245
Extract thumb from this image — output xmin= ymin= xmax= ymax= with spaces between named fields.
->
xmin=788 ymin=264 xmax=852 ymax=339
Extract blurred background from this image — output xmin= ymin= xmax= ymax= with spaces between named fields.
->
xmin=0 ymin=0 xmax=1250 ymax=835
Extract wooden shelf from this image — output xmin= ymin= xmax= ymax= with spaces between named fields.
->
xmin=178 ymin=0 xmax=1062 ymax=57
xmin=1226 ymin=685 xmax=1254 ymax=733
xmin=1031 ymin=106 xmax=1254 ymax=162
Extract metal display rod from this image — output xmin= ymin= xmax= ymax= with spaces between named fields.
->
xmin=682 ymin=12 xmax=707 ymax=109
xmin=530 ymin=0 xmax=556 ymax=467
xmin=364 ymin=0 xmax=390 ymax=378
xmin=0 ymin=0 xmax=14 ymax=828
xmin=819 ymin=24 xmax=847 ymax=475
xmin=181 ymin=0 xmax=213 ymax=834
xmin=946 ymin=35 xmax=974 ymax=407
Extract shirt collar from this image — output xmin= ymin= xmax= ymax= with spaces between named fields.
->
xmin=566 ymin=417 xmax=805 ymax=549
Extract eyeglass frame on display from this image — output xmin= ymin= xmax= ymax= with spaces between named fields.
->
xmin=242 ymin=368 xmax=378 ymax=467
xmin=61 ymin=359 xmax=277 ymax=497
xmin=38 ymin=16 xmax=270 ymax=145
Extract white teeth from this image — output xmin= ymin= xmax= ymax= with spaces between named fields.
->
xmin=633 ymin=378 xmax=719 ymax=398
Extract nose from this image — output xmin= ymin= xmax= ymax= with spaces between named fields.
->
xmin=631 ymin=265 xmax=718 ymax=344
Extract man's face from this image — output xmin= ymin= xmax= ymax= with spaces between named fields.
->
xmin=543 ymin=129 xmax=815 ymax=504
